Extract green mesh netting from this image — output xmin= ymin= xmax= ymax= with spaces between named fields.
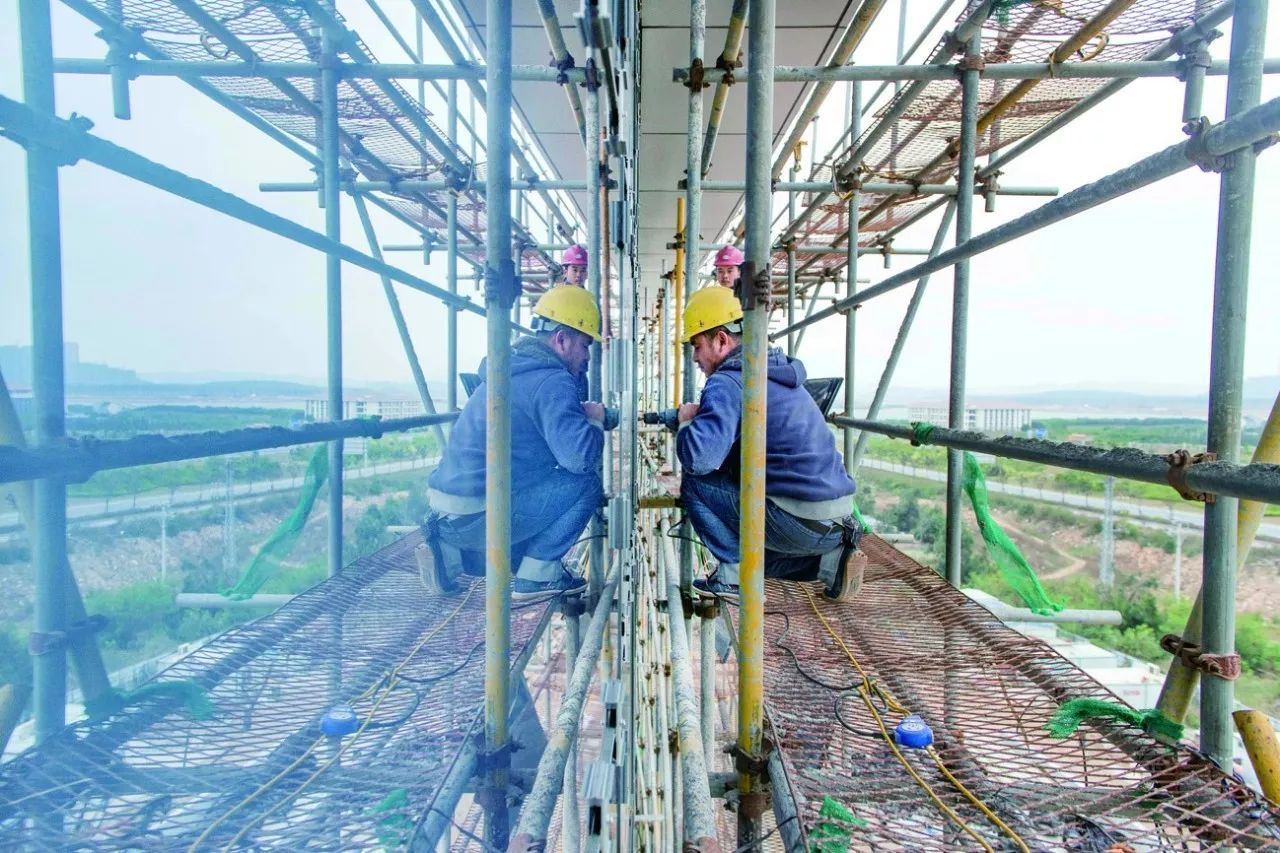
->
xmin=808 ymin=795 xmax=868 ymax=852
xmin=991 ymin=0 xmax=1038 ymax=25
xmin=961 ymin=451 xmax=1064 ymax=616
xmin=222 ymin=445 xmax=328 ymax=600
xmin=1046 ymin=697 xmax=1184 ymax=742
xmin=851 ymin=500 xmax=872 ymax=533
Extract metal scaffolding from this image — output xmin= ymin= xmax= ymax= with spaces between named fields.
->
xmin=4 ymin=0 xmax=1280 ymax=849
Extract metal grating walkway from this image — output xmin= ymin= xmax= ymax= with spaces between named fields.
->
xmin=0 ymin=533 xmax=552 ymax=851
xmin=760 ymin=535 xmax=1280 ymax=850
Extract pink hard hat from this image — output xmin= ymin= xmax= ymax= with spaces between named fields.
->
xmin=562 ymin=244 xmax=589 ymax=267
xmin=714 ymin=244 xmax=744 ymax=267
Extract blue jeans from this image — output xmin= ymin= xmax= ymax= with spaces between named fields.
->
xmin=434 ymin=468 xmax=603 ymax=581
xmin=681 ymin=472 xmax=856 ymax=585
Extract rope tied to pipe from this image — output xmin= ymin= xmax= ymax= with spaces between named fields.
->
xmin=909 ymin=421 xmax=935 ymax=446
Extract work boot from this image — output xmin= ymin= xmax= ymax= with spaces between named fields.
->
xmin=824 ymin=544 xmax=867 ymax=602
xmin=512 ymin=567 xmax=588 ymax=602
xmin=693 ymin=566 xmax=740 ymax=604
xmin=416 ymin=544 xmax=456 ymax=594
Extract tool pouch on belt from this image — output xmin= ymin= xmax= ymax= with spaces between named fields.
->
xmin=422 ymin=512 xmax=467 ymax=583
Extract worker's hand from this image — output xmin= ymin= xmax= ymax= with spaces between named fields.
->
xmin=582 ymin=401 xmax=605 ymax=423
xmin=677 ymin=402 xmax=700 ymax=424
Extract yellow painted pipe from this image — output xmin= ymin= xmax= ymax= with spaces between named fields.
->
xmin=1235 ymin=710 xmax=1280 ymax=804
xmin=0 ymin=682 xmax=28 ymax=756
xmin=673 ymin=197 xmax=686 ymax=405
xmin=1155 ymin=392 xmax=1280 ymax=726
xmin=639 ymin=496 xmax=679 ymax=509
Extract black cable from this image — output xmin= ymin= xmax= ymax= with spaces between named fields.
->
xmin=397 ymin=640 xmax=483 ymax=685
xmin=363 ymin=680 xmax=422 ymax=731
xmin=731 ymin=814 xmax=798 ymax=852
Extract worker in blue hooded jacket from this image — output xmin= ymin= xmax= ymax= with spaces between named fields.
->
xmin=422 ymin=286 xmax=609 ymax=600
xmin=675 ymin=285 xmax=866 ymax=602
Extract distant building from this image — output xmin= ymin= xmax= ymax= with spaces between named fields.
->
xmin=9 ymin=388 xmax=34 ymax=427
xmin=1066 ymin=432 xmax=1093 ymax=445
xmin=304 ymin=398 xmax=427 ymax=421
xmin=908 ymin=404 xmax=1032 ymax=434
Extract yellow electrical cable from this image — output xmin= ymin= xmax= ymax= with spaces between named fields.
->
xmin=800 ymin=585 xmax=1032 ymax=853
xmin=189 ymin=583 xmax=479 ymax=852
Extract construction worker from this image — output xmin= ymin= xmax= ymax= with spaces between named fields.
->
xmin=675 ymin=286 xmax=865 ymax=602
xmin=422 ymin=285 xmax=607 ymax=600
xmin=713 ymin=244 xmax=744 ymax=288
xmin=559 ymin=243 xmax=589 ymax=286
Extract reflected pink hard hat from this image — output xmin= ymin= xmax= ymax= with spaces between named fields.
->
xmin=562 ymin=244 xmax=589 ymax=266
xmin=714 ymin=245 xmax=744 ymax=267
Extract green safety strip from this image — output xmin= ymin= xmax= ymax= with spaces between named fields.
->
xmin=808 ymin=795 xmax=868 ymax=852
xmin=962 ymin=451 xmax=1064 ymax=615
xmin=991 ymin=0 xmax=1038 ymax=25
xmin=366 ymin=788 xmax=414 ymax=850
xmin=850 ymin=500 xmax=872 ymax=533
xmin=1046 ymin=697 xmax=1185 ymax=742
xmin=222 ymin=444 xmax=328 ymax=600
xmin=910 ymin=422 xmax=935 ymax=447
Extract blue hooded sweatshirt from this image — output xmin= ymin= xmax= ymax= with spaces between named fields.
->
xmin=676 ymin=346 xmax=856 ymax=504
xmin=429 ymin=337 xmax=603 ymax=501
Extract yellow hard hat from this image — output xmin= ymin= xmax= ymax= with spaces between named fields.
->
xmin=532 ymin=285 xmax=602 ymax=342
xmin=681 ymin=285 xmax=743 ymax=343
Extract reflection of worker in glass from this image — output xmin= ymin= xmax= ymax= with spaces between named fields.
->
xmin=713 ymin=244 xmax=743 ymax=288
xmin=423 ymin=286 xmax=611 ymax=600
xmin=559 ymin=244 xmax=589 ymax=286
xmin=674 ymin=286 xmax=866 ymax=603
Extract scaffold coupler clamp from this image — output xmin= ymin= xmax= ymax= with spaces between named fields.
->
xmin=715 ymin=49 xmax=743 ymax=86
xmin=28 ymin=614 xmax=107 ymax=656
xmin=835 ymin=172 xmax=862 ymax=201
xmin=955 ymin=53 xmax=986 ymax=74
xmin=444 ymin=160 xmax=475 ymax=197
xmin=485 ymin=259 xmax=519 ymax=308
xmin=727 ymin=736 xmax=774 ymax=819
xmin=1163 ymin=449 xmax=1217 ymax=503
xmin=551 ymin=51 xmax=577 ymax=85
xmin=684 ymin=57 xmax=710 ymax=91
xmin=1161 ymin=633 xmax=1241 ymax=681
xmin=583 ymin=58 xmax=600 ymax=92
xmin=736 ymin=261 xmax=773 ymax=311
xmin=1182 ymin=117 xmax=1248 ymax=173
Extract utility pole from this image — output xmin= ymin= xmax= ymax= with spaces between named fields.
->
xmin=223 ymin=460 xmax=235 ymax=578
xmin=1173 ymin=521 xmax=1184 ymax=599
xmin=160 ymin=503 xmax=169 ymax=583
xmin=1100 ymin=476 xmax=1115 ymax=590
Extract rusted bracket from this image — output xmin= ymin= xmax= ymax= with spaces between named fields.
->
xmin=583 ymin=58 xmax=600 ymax=92
xmin=736 ymin=261 xmax=772 ymax=310
xmin=956 ymin=54 xmax=986 ymax=73
xmin=484 ymin=259 xmax=519 ymax=307
xmin=1163 ymin=449 xmax=1217 ymax=503
xmin=684 ymin=57 xmax=710 ymax=91
xmin=715 ymin=50 xmax=742 ymax=86
xmin=1161 ymin=633 xmax=1242 ymax=680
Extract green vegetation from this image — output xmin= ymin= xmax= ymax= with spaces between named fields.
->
xmin=68 ymin=404 xmax=301 ymax=437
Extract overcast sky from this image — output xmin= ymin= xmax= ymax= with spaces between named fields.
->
xmin=1 ymin=2 xmax=1277 ymax=397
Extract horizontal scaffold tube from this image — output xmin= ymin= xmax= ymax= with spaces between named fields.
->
xmin=831 ymin=416 xmax=1280 ymax=505
xmin=0 ymin=95 xmax=537 ymax=330
xmin=0 ymin=413 xmax=458 ymax=485
xmin=260 ymin=179 xmax=592 ymax=192
xmin=52 ymin=58 xmax=588 ymax=82
xmin=772 ymin=93 xmax=1280 ymax=340
xmin=509 ymin=572 xmax=620 ymax=851
xmin=673 ymin=57 xmax=1280 ymax=83
xmin=696 ymin=180 xmax=1059 ymax=195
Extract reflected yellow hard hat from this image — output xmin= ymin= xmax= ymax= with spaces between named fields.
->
xmin=681 ymin=286 xmax=743 ymax=343
xmin=532 ymin=285 xmax=602 ymax=342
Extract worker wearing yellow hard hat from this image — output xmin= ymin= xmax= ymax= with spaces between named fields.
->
xmin=423 ymin=286 xmax=610 ymax=600
xmin=673 ymin=285 xmax=866 ymax=603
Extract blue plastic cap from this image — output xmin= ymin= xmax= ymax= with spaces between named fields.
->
xmin=320 ymin=704 xmax=359 ymax=737
xmin=894 ymin=714 xmax=934 ymax=749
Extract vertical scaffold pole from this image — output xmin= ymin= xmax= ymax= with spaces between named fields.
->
xmin=1200 ymin=0 xmax=1268 ymax=771
xmin=944 ymin=31 xmax=981 ymax=587
xmin=738 ymin=0 xmax=775 ymax=844
xmin=786 ymin=152 xmax=799 ymax=357
xmin=20 ymin=0 xmax=68 ymax=746
xmin=483 ymin=0 xmax=514 ymax=845
xmin=320 ymin=19 xmax=344 ymax=579
xmin=675 ymin=198 xmax=695 ymax=595
xmin=447 ymin=78 xmax=460 ymax=414
xmin=585 ymin=63 xmax=605 ymax=602
xmin=843 ymin=83 xmax=861 ymax=474
xmin=684 ymin=2 xmax=706 ymax=611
